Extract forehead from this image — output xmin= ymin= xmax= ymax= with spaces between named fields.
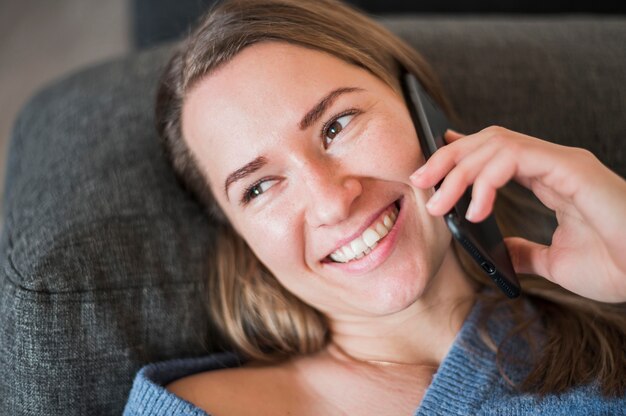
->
xmin=181 ymin=41 xmax=386 ymax=198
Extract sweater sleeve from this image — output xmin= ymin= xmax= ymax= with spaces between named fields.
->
xmin=123 ymin=352 xmax=243 ymax=416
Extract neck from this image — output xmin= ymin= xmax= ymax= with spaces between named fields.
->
xmin=327 ymin=248 xmax=477 ymax=367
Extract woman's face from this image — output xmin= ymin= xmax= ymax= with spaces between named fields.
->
xmin=182 ymin=42 xmax=453 ymax=318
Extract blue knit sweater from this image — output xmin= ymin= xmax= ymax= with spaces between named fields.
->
xmin=123 ymin=298 xmax=626 ymax=415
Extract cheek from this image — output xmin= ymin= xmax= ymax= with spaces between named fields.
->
xmin=238 ymin=211 xmax=340 ymax=309
xmin=238 ymin=210 xmax=308 ymax=287
xmin=360 ymin=114 xmax=423 ymax=181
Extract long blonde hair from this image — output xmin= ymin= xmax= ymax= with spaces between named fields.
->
xmin=156 ymin=0 xmax=626 ymax=397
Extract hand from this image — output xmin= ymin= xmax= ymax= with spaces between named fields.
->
xmin=410 ymin=126 xmax=626 ymax=303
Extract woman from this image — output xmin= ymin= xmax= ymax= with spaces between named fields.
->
xmin=124 ymin=0 xmax=626 ymax=414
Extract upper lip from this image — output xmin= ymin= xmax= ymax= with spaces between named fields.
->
xmin=321 ymin=198 xmax=399 ymax=262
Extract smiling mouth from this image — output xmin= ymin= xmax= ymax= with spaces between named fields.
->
xmin=323 ymin=198 xmax=402 ymax=264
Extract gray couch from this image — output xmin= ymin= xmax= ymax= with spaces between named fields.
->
xmin=1 ymin=16 xmax=625 ymax=416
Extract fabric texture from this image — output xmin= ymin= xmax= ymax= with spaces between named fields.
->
xmin=123 ymin=298 xmax=626 ymax=415
xmin=1 ymin=16 xmax=625 ymax=416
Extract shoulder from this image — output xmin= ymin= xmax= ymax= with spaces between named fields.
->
xmin=124 ymin=353 xmax=244 ymax=415
xmin=166 ymin=359 xmax=302 ymax=416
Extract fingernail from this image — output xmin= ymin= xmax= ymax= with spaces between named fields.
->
xmin=426 ymin=190 xmax=441 ymax=210
xmin=410 ymin=165 xmax=427 ymax=181
xmin=465 ymin=200 xmax=477 ymax=221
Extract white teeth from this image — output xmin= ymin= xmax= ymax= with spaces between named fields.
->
xmin=383 ymin=214 xmax=393 ymax=229
xmin=341 ymin=245 xmax=355 ymax=259
xmin=350 ymin=238 xmax=368 ymax=257
xmin=328 ymin=203 xmax=399 ymax=264
xmin=375 ymin=222 xmax=389 ymax=238
xmin=362 ymin=228 xmax=381 ymax=248
xmin=329 ymin=252 xmax=345 ymax=262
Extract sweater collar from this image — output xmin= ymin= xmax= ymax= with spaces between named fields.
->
xmin=415 ymin=294 xmax=539 ymax=415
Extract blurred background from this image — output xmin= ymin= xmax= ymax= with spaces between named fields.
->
xmin=0 ymin=0 xmax=129 ymax=213
xmin=1 ymin=0 xmax=624 ymax=214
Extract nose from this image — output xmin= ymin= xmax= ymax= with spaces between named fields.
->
xmin=301 ymin=159 xmax=362 ymax=228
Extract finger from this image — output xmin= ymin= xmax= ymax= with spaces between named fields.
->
xmin=465 ymin=181 xmax=497 ymax=223
xmin=504 ymin=236 xmax=551 ymax=278
xmin=424 ymin=141 xmax=502 ymax=216
xmin=444 ymin=129 xmax=465 ymax=143
xmin=465 ymin=148 xmax=518 ymax=222
xmin=410 ymin=134 xmax=485 ymax=189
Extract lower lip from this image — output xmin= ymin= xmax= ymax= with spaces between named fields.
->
xmin=321 ymin=198 xmax=406 ymax=275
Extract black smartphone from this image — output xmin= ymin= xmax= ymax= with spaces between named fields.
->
xmin=400 ymin=72 xmax=521 ymax=298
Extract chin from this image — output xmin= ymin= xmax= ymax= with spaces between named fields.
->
xmin=358 ymin=269 xmax=430 ymax=316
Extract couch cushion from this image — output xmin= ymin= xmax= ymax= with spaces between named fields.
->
xmin=0 ymin=44 xmax=224 ymax=415
xmin=384 ymin=16 xmax=626 ymax=176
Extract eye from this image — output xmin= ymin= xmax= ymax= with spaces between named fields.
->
xmin=241 ymin=178 xmax=278 ymax=205
xmin=322 ymin=111 xmax=357 ymax=148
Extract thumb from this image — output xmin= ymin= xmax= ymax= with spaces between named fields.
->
xmin=504 ymin=236 xmax=551 ymax=279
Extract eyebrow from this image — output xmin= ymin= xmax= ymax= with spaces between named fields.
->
xmin=224 ymin=86 xmax=364 ymax=201
xmin=298 ymin=86 xmax=363 ymax=130
xmin=224 ymin=155 xmax=268 ymax=202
